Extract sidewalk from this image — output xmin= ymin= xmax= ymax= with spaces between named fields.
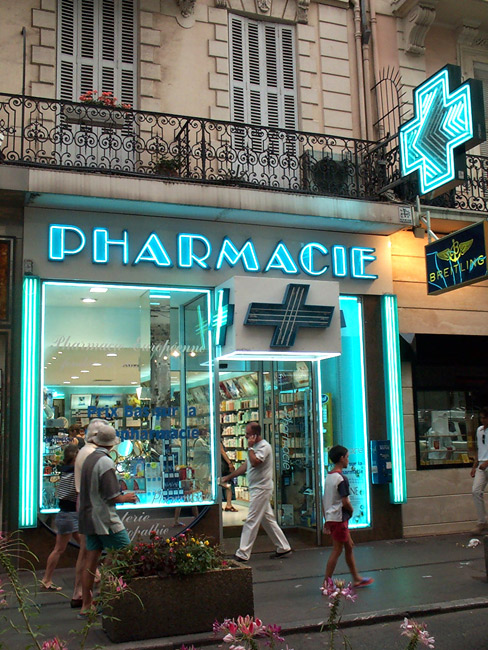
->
xmin=2 ymin=533 xmax=487 ymax=649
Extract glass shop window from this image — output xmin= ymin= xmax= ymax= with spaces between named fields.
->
xmin=411 ymin=334 xmax=488 ymax=470
xmin=41 ymin=282 xmax=213 ymax=512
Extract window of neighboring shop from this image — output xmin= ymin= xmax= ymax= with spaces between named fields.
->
xmin=319 ymin=296 xmax=371 ymax=529
xmin=41 ymin=282 xmax=213 ymax=513
xmin=410 ymin=334 xmax=488 ymax=469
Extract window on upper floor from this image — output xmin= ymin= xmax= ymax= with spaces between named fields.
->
xmin=229 ymin=14 xmax=297 ymax=132
xmin=473 ymin=62 xmax=488 ymax=158
xmin=57 ymin=0 xmax=137 ymax=108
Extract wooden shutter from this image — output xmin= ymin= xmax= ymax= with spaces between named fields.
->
xmin=57 ymin=0 xmax=136 ymax=107
xmin=473 ymin=63 xmax=488 ymax=158
xmin=229 ymin=14 xmax=298 ymax=136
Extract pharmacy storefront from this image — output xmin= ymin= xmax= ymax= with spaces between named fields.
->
xmin=19 ymin=207 xmax=405 ymax=546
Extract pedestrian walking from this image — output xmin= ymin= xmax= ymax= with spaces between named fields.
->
xmin=78 ymin=423 xmax=137 ymax=618
xmin=322 ymin=445 xmax=373 ymax=589
xmin=222 ymin=421 xmax=291 ymax=562
xmin=40 ymin=443 xmax=83 ymax=603
xmin=471 ymin=407 xmax=488 ymax=533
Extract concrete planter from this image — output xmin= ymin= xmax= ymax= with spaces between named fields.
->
xmin=102 ymin=563 xmax=254 ymax=643
xmin=62 ymin=104 xmax=126 ymax=129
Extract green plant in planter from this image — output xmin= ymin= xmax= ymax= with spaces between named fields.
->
xmin=107 ymin=530 xmax=225 ymax=579
xmin=154 ymin=154 xmax=181 ymax=176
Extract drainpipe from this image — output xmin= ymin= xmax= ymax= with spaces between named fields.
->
xmin=351 ymin=0 xmax=367 ymax=140
xmin=361 ymin=0 xmax=373 ymax=139
xmin=368 ymin=0 xmax=382 ymax=139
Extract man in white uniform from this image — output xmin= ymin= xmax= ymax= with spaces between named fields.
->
xmin=222 ymin=421 xmax=291 ymax=562
xmin=471 ymin=407 xmax=488 ymax=533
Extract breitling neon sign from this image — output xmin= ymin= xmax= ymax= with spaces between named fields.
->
xmin=400 ymin=64 xmax=485 ymax=196
xmin=48 ymin=224 xmax=378 ymax=280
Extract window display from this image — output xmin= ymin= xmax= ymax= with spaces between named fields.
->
xmin=41 ymin=282 xmax=213 ymax=512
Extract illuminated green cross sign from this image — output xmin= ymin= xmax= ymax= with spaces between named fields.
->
xmin=399 ymin=64 xmax=485 ymax=196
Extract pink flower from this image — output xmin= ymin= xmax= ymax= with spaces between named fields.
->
xmin=41 ymin=639 xmax=68 ymax=650
xmin=400 ymin=618 xmax=435 ymax=648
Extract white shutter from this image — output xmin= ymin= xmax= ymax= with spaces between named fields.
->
xmin=57 ymin=0 xmax=136 ymax=107
xmin=473 ymin=63 xmax=488 ymax=158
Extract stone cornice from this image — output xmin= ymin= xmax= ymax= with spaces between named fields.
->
xmin=396 ymin=0 xmax=438 ymax=56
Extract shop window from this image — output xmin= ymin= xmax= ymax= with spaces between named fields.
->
xmin=41 ymin=282 xmax=213 ymax=512
xmin=410 ymin=334 xmax=488 ymax=469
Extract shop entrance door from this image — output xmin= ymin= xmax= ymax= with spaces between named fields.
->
xmin=219 ymin=360 xmax=319 ymax=545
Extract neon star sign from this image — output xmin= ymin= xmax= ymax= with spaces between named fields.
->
xmin=400 ymin=64 xmax=485 ymax=196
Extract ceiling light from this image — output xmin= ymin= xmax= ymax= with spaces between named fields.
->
xmin=82 ymin=298 xmax=97 ymax=303
xmin=107 ymin=353 xmax=118 ymax=357
xmin=172 ymin=351 xmax=180 ymax=357
xmin=80 ymin=370 xmax=89 ymax=373
xmin=131 ymin=381 xmax=138 ymax=385
xmin=63 ymin=381 xmax=71 ymax=384
xmin=90 ymin=287 xmax=108 ymax=293
xmin=92 ymin=362 xmax=102 ymax=366
xmin=189 ymin=351 xmax=196 ymax=357
xmin=71 ymin=376 xmax=79 ymax=379
xmin=150 ymin=302 xmax=160 ymax=306
xmin=57 ymin=351 xmax=63 ymax=354
xmin=163 ymin=355 xmax=168 ymax=361
xmin=44 ymin=366 xmax=47 ymax=369
xmin=52 ymin=356 xmax=57 ymax=360
xmin=47 ymin=362 xmax=52 ymax=365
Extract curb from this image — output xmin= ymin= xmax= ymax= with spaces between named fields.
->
xmin=113 ymin=596 xmax=488 ymax=650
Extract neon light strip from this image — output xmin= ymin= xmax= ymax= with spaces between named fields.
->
xmin=316 ymin=361 xmax=326 ymax=496
xmin=20 ymin=277 xmax=41 ymax=528
xmin=206 ymin=290 xmax=216 ymax=501
xmin=381 ymin=295 xmax=406 ymax=504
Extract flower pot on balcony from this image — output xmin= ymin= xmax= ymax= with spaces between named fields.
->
xmin=102 ymin=562 xmax=254 ymax=643
xmin=62 ymin=104 xmax=126 ymax=130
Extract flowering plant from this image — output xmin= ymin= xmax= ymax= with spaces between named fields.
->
xmin=41 ymin=639 xmax=68 ymax=650
xmin=400 ymin=618 xmax=435 ymax=649
xmin=320 ymin=578 xmax=357 ymax=649
xmin=108 ymin=530 xmax=225 ymax=580
xmin=78 ymin=90 xmax=131 ymax=109
xmin=213 ymin=616 xmax=292 ymax=650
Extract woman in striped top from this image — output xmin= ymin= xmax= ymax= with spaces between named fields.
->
xmin=40 ymin=444 xmax=82 ymax=600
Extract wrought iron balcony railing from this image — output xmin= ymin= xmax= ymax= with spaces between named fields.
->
xmin=0 ymin=93 xmax=486 ymax=214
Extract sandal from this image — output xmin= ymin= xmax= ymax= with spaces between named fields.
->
xmin=70 ymin=598 xmax=83 ymax=609
xmin=224 ymin=506 xmax=238 ymax=512
xmin=40 ymin=581 xmax=62 ymax=592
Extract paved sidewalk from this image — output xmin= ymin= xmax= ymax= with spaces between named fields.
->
xmin=1 ymin=533 xmax=487 ymax=649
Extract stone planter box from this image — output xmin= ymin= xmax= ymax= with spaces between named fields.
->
xmin=102 ymin=563 xmax=254 ymax=643
xmin=62 ymin=104 xmax=126 ymax=129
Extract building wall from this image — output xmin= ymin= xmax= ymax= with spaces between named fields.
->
xmin=391 ymin=229 xmax=488 ymax=536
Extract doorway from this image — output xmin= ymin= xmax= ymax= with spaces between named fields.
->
xmin=218 ymin=360 xmax=320 ymax=545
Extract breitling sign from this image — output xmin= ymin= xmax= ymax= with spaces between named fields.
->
xmin=425 ymin=221 xmax=488 ymax=295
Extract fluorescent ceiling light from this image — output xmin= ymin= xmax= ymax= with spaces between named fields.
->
xmin=90 ymin=287 xmax=108 ymax=293
xmin=71 ymin=376 xmax=79 ymax=379
xmin=107 ymin=353 xmax=118 ymax=357
xmin=80 ymin=370 xmax=89 ymax=373
xmin=216 ymin=351 xmax=341 ymax=362
xmin=92 ymin=362 xmax=102 ymax=366
xmin=82 ymin=298 xmax=97 ymax=303
xmin=63 ymin=381 xmax=70 ymax=384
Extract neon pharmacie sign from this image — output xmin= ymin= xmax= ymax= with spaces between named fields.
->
xmin=48 ymin=225 xmax=378 ymax=280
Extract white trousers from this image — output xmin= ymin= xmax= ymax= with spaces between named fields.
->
xmin=472 ymin=466 xmax=488 ymax=524
xmin=236 ymin=487 xmax=291 ymax=561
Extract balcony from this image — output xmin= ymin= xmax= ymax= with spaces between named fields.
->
xmin=0 ymin=93 xmax=486 ymax=216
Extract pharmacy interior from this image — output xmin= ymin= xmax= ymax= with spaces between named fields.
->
xmin=21 ymin=208 xmax=404 ymax=543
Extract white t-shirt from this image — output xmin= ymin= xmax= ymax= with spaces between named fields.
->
xmin=477 ymin=425 xmax=488 ymax=462
xmin=247 ymin=438 xmax=273 ymax=490
xmin=74 ymin=442 xmax=97 ymax=492
xmin=323 ymin=470 xmax=350 ymax=522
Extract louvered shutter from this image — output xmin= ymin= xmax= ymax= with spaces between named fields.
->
xmin=57 ymin=0 xmax=136 ymax=108
xmin=229 ymin=15 xmax=298 ymax=140
xmin=473 ymin=63 xmax=488 ymax=158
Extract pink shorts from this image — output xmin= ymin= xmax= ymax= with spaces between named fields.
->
xmin=327 ymin=521 xmax=349 ymax=543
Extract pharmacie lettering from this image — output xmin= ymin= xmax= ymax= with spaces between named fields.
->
xmin=119 ymin=427 xmax=199 ymax=440
xmin=87 ymin=405 xmax=197 ymax=418
xmin=429 ymin=255 xmax=486 ymax=282
xmin=48 ymin=224 xmax=378 ymax=280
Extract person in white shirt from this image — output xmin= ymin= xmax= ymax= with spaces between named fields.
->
xmin=222 ymin=421 xmax=291 ymax=562
xmin=471 ymin=408 xmax=488 ymax=533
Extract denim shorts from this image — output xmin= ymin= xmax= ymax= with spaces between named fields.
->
xmin=85 ymin=529 xmax=131 ymax=552
xmin=55 ymin=510 xmax=79 ymax=535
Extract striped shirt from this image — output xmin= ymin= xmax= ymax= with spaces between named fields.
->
xmin=78 ymin=447 xmax=124 ymax=535
xmin=56 ymin=465 xmax=77 ymax=512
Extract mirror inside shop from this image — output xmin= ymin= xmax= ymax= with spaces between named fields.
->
xmin=40 ymin=282 xmax=214 ymax=534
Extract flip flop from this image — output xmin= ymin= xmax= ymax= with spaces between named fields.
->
xmin=224 ymin=506 xmax=239 ymax=512
xmin=40 ymin=582 xmax=62 ymax=592
xmin=354 ymin=577 xmax=374 ymax=588
xmin=70 ymin=598 xmax=83 ymax=609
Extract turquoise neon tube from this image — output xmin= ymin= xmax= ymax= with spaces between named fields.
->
xmin=381 ymin=295 xmax=407 ymax=504
xmin=19 ymin=277 xmax=41 ymax=528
